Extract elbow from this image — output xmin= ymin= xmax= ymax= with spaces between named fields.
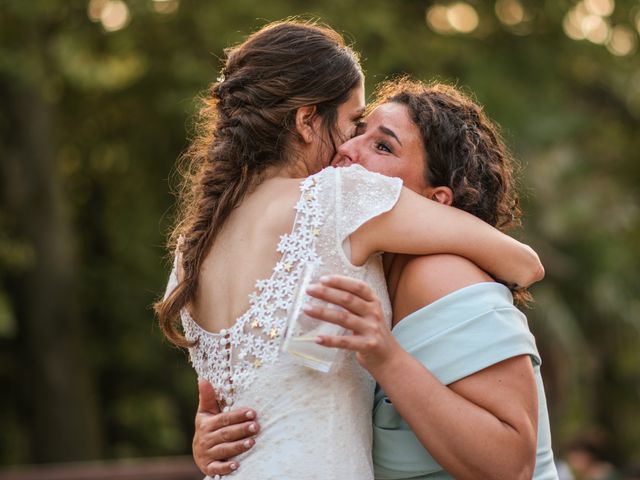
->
xmin=515 ymin=460 xmax=536 ymax=480
xmin=516 ymin=455 xmax=536 ymax=480
xmin=521 ymin=465 xmax=536 ymax=480
xmin=458 ymin=433 xmax=536 ymax=480
xmin=467 ymin=456 xmax=535 ymax=480
xmin=494 ymin=449 xmax=536 ymax=480
xmin=520 ymin=246 xmax=545 ymax=288
xmin=512 ymin=424 xmax=538 ymax=480
xmin=493 ymin=422 xmax=537 ymax=480
xmin=530 ymin=260 xmax=545 ymax=285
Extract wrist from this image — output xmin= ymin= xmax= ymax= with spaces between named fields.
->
xmin=366 ymin=343 xmax=410 ymax=383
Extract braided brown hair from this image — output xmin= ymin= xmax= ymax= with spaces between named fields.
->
xmin=373 ymin=78 xmax=531 ymax=304
xmin=156 ymin=20 xmax=363 ymax=346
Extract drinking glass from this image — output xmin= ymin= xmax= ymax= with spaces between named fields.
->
xmin=282 ymin=260 xmax=346 ymax=372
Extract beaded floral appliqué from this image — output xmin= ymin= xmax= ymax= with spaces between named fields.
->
xmin=180 ymin=175 xmax=322 ymax=410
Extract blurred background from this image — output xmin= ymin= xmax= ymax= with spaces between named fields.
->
xmin=1 ymin=0 xmax=639 ymax=477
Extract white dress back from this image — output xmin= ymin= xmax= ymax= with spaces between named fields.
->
xmin=165 ymin=165 xmax=403 ymax=479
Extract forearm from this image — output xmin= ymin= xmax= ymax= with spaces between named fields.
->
xmin=368 ymin=189 xmax=544 ymax=288
xmin=407 ymin=210 xmax=544 ymax=289
xmin=372 ymin=351 xmax=536 ymax=480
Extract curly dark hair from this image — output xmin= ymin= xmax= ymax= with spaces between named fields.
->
xmin=373 ymin=78 xmax=531 ymax=304
xmin=155 ymin=20 xmax=363 ymax=346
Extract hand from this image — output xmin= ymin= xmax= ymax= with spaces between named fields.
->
xmin=193 ymin=379 xmax=261 ymax=477
xmin=304 ymin=275 xmax=403 ymax=375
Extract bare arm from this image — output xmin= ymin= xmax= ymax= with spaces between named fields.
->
xmin=350 ymin=187 xmax=544 ymax=288
xmin=306 ymin=257 xmax=538 ymax=480
xmin=376 ymin=350 xmax=537 ymax=480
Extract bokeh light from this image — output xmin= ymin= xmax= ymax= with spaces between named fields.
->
xmin=563 ymin=7 xmax=587 ymax=40
xmin=495 ymin=0 xmax=525 ymax=26
xmin=87 ymin=0 xmax=108 ymax=22
xmin=426 ymin=5 xmax=454 ymax=34
xmin=584 ymin=0 xmax=615 ymax=17
xmin=426 ymin=2 xmax=478 ymax=35
xmin=562 ymin=1 xmax=621 ymax=45
xmin=100 ymin=1 xmax=130 ymax=32
xmin=447 ymin=2 xmax=479 ymax=33
xmin=606 ymin=25 xmax=637 ymax=55
xmin=152 ymin=0 xmax=179 ymax=15
xmin=582 ymin=14 xmax=610 ymax=44
xmin=88 ymin=0 xmax=131 ymax=32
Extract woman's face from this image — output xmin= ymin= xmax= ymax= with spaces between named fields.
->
xmin=333 ymin=102 xmax=430 ymax=194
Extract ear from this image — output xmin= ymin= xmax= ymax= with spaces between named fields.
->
xmin=295 ymin=105 xmax=318 ymax=144
xmin=428 ymin=186 xmax=454 ymax=206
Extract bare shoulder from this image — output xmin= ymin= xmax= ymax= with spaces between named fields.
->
xmin=405 ymin=254 xmax=492 ymax=282
xmin=393 ymin=254 xmax=494 ymax=322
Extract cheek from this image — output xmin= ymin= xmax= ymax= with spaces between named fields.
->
xmin=362 ymin=157 xmax=425 ymax=187
xmin=402 ymin=164 xmax=429 ymax=192
xmin=356 ymin=155 xmax=393 ymax=176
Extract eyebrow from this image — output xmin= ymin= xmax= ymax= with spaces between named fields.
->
xmin=378 ymin=125 xmax=402 ymax=147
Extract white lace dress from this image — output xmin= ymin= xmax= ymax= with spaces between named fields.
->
xmin=165 ymin=165 xmax=403 ymax=479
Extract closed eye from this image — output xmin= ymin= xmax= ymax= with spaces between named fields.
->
xmin=351 ymin=120 xmax=366 ymax=138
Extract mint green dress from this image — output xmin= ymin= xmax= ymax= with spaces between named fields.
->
xmin=372 ymin=282 xmax=559 ymax=480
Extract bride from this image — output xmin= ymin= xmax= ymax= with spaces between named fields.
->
xmin=157 ymin=20 xmax=543 ymax=479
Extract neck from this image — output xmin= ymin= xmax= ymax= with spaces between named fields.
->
xmin=262 ymin=149 xmax=321 ymax=180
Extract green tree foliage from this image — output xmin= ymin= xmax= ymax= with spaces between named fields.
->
xmin=1 ymin=0 xmax=639 ymax=466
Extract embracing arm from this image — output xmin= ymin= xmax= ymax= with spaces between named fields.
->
xmin=381 ymin=257 xmax=537 ymax=480
xmin=350 ymin=187 xmax=544 ymax=288
xmin=376 ymin=350 xmax=538 ymax=480
xmin=306 ymin=255 xmax=538 ymax=480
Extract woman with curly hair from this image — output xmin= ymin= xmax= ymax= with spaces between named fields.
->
xmin=191 ymin=79 xmax=558 ymax=479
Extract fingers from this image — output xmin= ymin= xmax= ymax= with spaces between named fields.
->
xmin=306 ymin=283 xmax=369 ymax=316
xmin=198 ymin=407 xmax=256 ymax=431
xmin=209 ymin=420 xmax=260 ymax=445
xmin=201 ymin=459 xmax=240 ymax=477
xmin=303 ymin=303 xmax=367 ymax=332
xmin=209 ymin=436 xmax=257 ymax=463
xmin=193 ymin=410 xmax=260 ymax=477
xmin=196 ymin=436 xmax=257 ymax=476
xmin=319 ymin=275 xmax=376 ymax=302
xmin=316 ymin=334 xmax=372 ymax=352
xmin=197 ymin=379 xmax=220 ymax=414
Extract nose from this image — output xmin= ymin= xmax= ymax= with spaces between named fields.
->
xmin=336 ymin=137 xmax=358 ymax=165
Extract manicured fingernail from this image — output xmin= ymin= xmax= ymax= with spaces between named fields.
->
xmin=245 ymin=410 xmax=255 ymax=419
xmin=320 ymin=275 xmax=331 ymax=283
xmin=315 ymin=337 xmax=323 ymax=344
xmin=302 ymin=304 xmax=314 ymax=313
xmin=248 ymin=423 xmax=257 ymax=433
xmin=243 ymin=439 xmax=253 ymax=448
xmin=230 ymin=463 xmax=238 ymax=470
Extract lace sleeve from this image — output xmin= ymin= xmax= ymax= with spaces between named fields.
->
xmin=335 ymin=164 xmax=403 ymax=244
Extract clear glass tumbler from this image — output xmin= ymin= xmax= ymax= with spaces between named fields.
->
xmin=281 ymin=260 xmax=346 ymax=372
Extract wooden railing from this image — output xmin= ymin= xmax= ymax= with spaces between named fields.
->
xmin=0 ymin=456 xmax=202 ymax=480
